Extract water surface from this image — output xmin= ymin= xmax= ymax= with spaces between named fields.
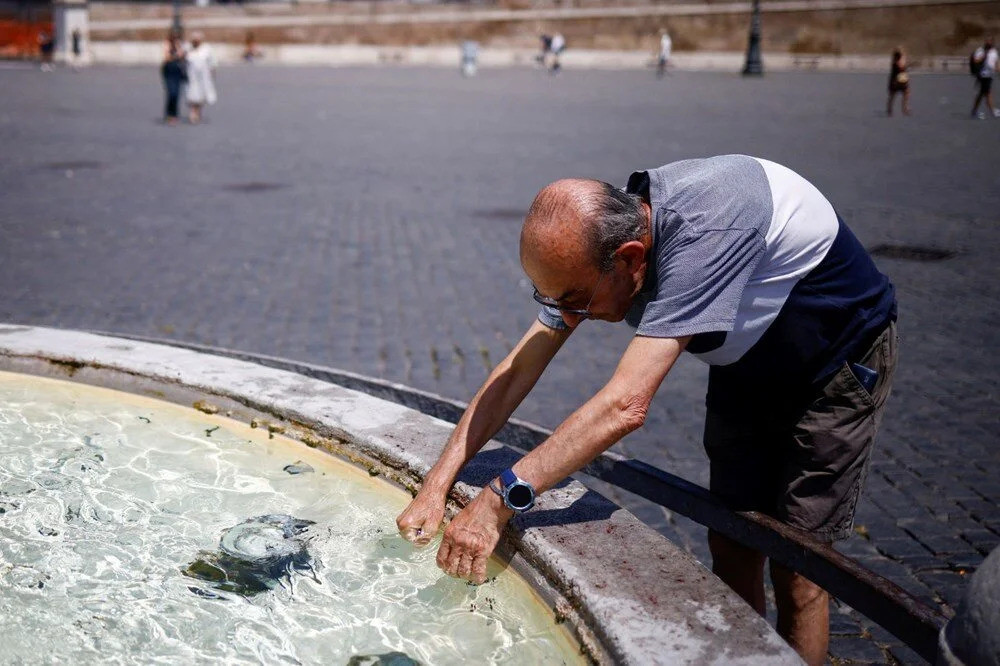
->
xmin=0 ymin=371 xmax=581 ymax=664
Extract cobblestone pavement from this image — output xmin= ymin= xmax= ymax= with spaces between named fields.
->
xmin=2 ymin=65 xmax=998 ymax=664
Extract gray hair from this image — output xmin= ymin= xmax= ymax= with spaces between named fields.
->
xmin=585 ymin=182 xmax=646 ymax=272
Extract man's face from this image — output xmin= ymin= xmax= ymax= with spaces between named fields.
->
xmin=524 ymin=252 xmax=637 ymax=328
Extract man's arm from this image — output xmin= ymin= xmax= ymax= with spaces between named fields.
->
xmin=437 ymin=334 xmax=690 ymax=583
xmin=396 ymin=318 xmax=572 ymax=545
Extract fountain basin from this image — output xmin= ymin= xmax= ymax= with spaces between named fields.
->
xmin=0 ymin=324 xmax=801 ymax=664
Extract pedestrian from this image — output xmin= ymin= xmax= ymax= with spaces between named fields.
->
xmin=460 ymin=40 xmax=479 ymax=77
xmin=185 ymin=31 xmax=217 ymax=125
xmin=242 ymin=31 xmax=261 ymax=62
xmin=887 ymin=47 xmax=911 ymax=116
xmin=396 ymin=155 xmax=898 ymax=666
xmin=161 ymin=32 xmax=186 ymax=126
xmin=549 ymin=32 xmax=565 ymax=73
xmin=657 ymin=30 xmax=672 ymax=78
xmin=971 ymin=36 xmax=999 ymax=119
xmin=71 ymin=28 xmax=83 ymax=71
xmin=38 ymin=31 xmax=55 ymax=71
xmin=536 ymin=34 xmax=552 ymax=68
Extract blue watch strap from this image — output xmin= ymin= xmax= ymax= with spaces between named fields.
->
xmin=488 ymin=479 xmax=504 ymax=497
xmin=499 ymin=468 xmax=519 ymax=488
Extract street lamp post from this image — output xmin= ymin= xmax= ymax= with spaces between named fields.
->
xmin=172 ymin=0 xmax=183 ymax=38
xmin=742 ymin=0 xmax=763 ymax=76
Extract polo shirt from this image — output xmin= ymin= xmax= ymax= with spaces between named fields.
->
xmin=538 ymin=155 xmax=897 ymax=415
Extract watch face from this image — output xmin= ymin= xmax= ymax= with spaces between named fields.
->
xmin=507 ymin=483 xmax=534 ymax=510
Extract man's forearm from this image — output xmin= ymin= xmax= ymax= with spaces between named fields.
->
xmin=509 ymin=334 xmax=689 ymax=495
xmin=509 ymin=384 xmax=644 ymax=494
xmin=420 ymin=363 xmax=523 ymax=495
xmin=421 ymin=322 xmax=570 ymax=496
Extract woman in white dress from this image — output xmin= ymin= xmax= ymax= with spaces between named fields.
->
xmin=185 ymin=32 xmax=217 ymax=124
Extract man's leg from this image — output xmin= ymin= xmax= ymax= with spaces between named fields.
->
xmin=771 ymin=562 xmax=829 ymax=666
xmin=773 ymin=322 xmax=897 ymax=664
xmin=708 ymin=530 xmax=766 ymax=615
xmin=972 ymin=81 xmax=985 ymax=116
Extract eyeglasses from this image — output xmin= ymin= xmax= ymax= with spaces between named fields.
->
xmin=532 ymin=270 xmax=607 ymax=319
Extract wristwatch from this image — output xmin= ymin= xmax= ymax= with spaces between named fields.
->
xmin=489 ymin=468 xmax=536 ymax=513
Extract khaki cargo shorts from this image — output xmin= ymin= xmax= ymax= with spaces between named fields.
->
xmin=703 ymin=321 xmax=898 ymax=541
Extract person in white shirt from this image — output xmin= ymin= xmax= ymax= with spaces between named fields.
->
xmin=657 ymin=31 xmax=672 ymax=78
xmin=549 ymin=32 xmax=565 ymax=73
xmin=185 ymin=32 xmax=218 ymax=125
xmin=971 ymin=36 xmax=999 ymax=119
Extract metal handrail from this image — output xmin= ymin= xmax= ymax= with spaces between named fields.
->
xmin=94 ymin=332 xmax=948 ymax=662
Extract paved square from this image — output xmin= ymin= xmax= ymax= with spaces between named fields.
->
xmin=2 ymin=63 xmax=998 ymax=662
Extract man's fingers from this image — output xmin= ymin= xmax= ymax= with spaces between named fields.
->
xmin=470 ymin=556 xmax=488 ymax=585
xmin=446 ymin=548 xmax=464 ymax=577
xmin=436 ymin=540 xmax=452 ymax=571
xmin=456 ymin=553 xmax=473 ymax=579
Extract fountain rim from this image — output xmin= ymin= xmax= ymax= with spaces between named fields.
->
xmin=0 ymin=324 xmax=801 ymax=665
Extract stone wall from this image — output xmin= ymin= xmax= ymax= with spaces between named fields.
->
xmin=85 ymin=0 xmax=1000 ymax=56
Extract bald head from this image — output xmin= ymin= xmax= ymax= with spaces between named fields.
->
xmin=520 ymin=179 xmax=605 ymax=274
xmin=521 ymin=178 xmax=647 ymax=276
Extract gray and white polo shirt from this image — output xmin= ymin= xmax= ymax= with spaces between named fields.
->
xmin=538 ymin=155 xmax=896 ymax=411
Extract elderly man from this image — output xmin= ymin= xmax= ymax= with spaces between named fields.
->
xmin=397 ymin=155 xmax=897 ymax=665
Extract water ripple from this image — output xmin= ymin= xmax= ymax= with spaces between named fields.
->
xmin=0 ymin=372 xmax=582 ymax=664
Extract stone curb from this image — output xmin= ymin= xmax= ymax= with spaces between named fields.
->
xmin=0 ymin=324 xmax=801 ymax=665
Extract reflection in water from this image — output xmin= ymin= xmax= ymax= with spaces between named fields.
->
xmin=0 ymin=372 xmax=583 ymax=664
xmin=184 ymin=514 xmax=317 ymax=597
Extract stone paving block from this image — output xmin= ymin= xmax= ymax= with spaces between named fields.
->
xmin=829 ymin=611 xmax=864 ymax=636
xmin=981 ymin=520 xmax=1000 ymax=536
xmin=941 ymin=515 xmax=991 ymax=534
xmin=946 ymin=551 xmax=984 ymax=572
xmin=898 ymin=555 xmax=951 ymax=572
xmin=912 ymin=534 xmax=980 ymax=556
xmin=872 ymin=538 xmax=933 ymax=562
xmin=827 ymin=636 xmax=888 ymax=664
xmin=956 ymin=498 xmax=997 ymax=523
xmin=959 ymin=529 xmax=1000 ymax=556
xmin=915 ymin=570 xmax=970 ymax=609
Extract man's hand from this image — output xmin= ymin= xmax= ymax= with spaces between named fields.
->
xmin=396 ymin=488 xmax=447 ymax=547
xmin=436 ymin=487 xmax=513 ymax=584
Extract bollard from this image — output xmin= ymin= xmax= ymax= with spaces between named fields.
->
xmin=938 ymin=545 xmax=1000 ymax=666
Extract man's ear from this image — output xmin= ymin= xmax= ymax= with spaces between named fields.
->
xmin=617 ymin=240 xmax=647 ymax=278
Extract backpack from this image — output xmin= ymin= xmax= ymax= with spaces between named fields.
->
xmin=970 ymin=49 xmax=982 ymax=77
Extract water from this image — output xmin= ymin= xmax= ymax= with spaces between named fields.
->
xmin=0 ymin=371 xmax=582 ymax=665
